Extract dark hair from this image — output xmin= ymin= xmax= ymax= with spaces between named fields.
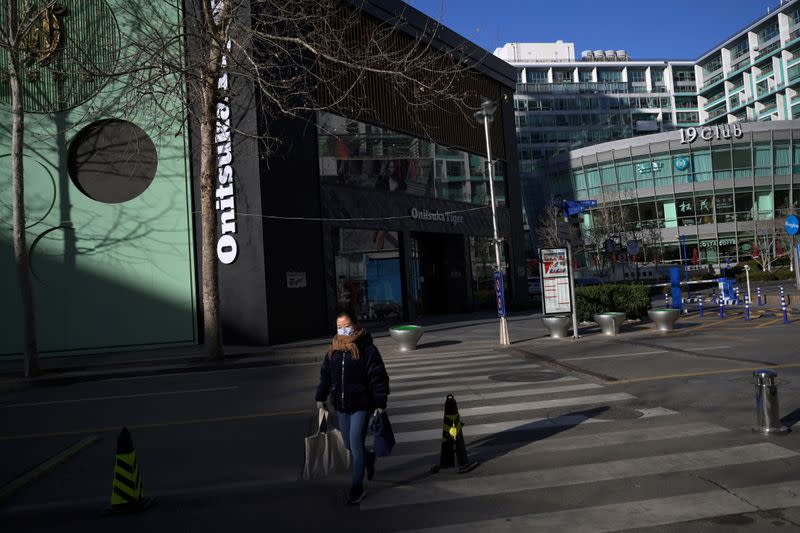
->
xmin=336 ymin=311 xmax=359 ymax=327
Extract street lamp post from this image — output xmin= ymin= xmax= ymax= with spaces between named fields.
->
xmin=474 ymin=97 xmax=510 ymax=345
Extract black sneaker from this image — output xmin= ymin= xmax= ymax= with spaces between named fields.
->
xmin=366 ymin=451 xmax=376 ymax=481
xmin=347 ymin=485 xmax=365 ymax=505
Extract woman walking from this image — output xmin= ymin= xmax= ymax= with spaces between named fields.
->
xmin=316 ymin=312 xmax=390 ymax=504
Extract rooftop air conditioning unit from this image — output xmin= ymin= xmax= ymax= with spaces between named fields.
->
xmin=581 ymin=50 xmax=592 ymax=60
xmin=616 ymin=50 xmax=627 ymax=60
xmin=593 ymin=50 xmax=604 ymax=60
xmin=605 ymin=50 xmax=616 ymax=61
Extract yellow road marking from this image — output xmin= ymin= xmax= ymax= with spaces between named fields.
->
xmin=607 ymin=363 xmax=800 ymax=385
xmin=685 ymin=315 xmax=742 ymax=331
xmin=0 ymin=409 xmax=308 ymax=442
xmin=755 ymin=317 xmax=787 ymax=328
xmin=0 ymin=435 xmax=99 ymax=501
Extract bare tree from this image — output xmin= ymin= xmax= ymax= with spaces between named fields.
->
xmin=105 ymin=0 xmax=484 ymax=359
xmin=0 ymin=0 xmax=62 ymax=377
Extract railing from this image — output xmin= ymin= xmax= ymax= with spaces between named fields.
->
xmin=791 ymin=27 xmax=800 ymax=41
xmin=730 ymin=54 xmax=751 ymax=71
xmin=703 ymin=72 xmax=725 ymax=86
xmin=758 ymin=39 xmax=782 ymax=56
xmin=707 ymin=106 xmax=728 ymax=119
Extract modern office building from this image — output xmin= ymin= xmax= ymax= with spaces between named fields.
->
xmin=495 ymin=0 xmax=800 ymax=264
xmin=542 ymin=121 xmax=799 ymax=274
xmin=0 ymin=0 xmax=524 ymax=356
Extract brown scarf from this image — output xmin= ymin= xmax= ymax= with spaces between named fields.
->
xmin=327 ymin=328 xmax=366 ymax=359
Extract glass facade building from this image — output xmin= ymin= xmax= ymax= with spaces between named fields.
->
xmin=494 ymin=0 xmax=800 ymax=255
xmin=542 ymin=121 xmax=800 ymax=272
xmin=317 ymin=112 xmax=511 ymax=322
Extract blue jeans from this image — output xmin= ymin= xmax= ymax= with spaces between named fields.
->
xmin=338 ymin=410 xmax=369 ymax=488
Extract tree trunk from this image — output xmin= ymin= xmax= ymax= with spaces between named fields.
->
xmin=7 ymin=2 xmax=40 ymax=377
xmin=199 ymin=48 xmax=223 ymax=361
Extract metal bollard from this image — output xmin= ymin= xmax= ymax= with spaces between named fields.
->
xmin=758 ymin=287 xmax=762 ymax=306
xmin=745 ymin=296 xmax=750 ymax=321
xmin=752 ymin=370 xmax=788 ymax=435
xmin=699 ymin=298 xmax=704 ymax=319
xmin=719 ymin=299 xmax=724 ymax=318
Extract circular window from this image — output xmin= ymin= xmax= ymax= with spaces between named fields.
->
xmin=68 ymin=120 xmax=158 ymax=203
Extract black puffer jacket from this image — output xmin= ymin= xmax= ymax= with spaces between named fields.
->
xmin=315 ymin=333 xmax=390 ymax=413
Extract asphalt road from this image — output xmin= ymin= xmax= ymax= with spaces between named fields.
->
xmin=2 ymin=311 xmax=800 ymax=532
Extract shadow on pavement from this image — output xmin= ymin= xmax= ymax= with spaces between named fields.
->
xmin=415 ymin=340 xmax=462 ymax=349
xmin=780 ymin=408 xmax=800 ymax=428
xmin=467 ymin=405 xmax=610 ymax=464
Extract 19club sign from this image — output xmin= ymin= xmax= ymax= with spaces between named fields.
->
xmin=540 ymin=247 xmax=572 ymax=315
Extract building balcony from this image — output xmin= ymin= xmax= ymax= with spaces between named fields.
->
xmin=729 ymin=54 xmax=750 ymax=72
xmin=707 ymin=106 xmax=728 ymax=120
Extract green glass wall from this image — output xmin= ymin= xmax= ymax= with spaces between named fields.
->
xmin=0 ymin=0 xmax=196 ymax=355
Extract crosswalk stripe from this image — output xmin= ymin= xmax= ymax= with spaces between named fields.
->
xmin=392 ymin=407 xmax=677 ymax=444
xmin=378 ymin=422 xmax=729 ymax=471
xmin=390 ymin=393 xmax=635 ymax=424
xmin=387 ymin=356 xmax=518 ymax=374
xmin=391 ymin=370 xmax=557 ymax=392
xmin=386 ymin=354 xmax=510 ymax=369
xmin=395 ymin=490 xmax=754 ymax=532
xmin=382 ymin=349 xmax=500 ymax=362
xmin=390 ymin=375 xmax=579 ymax=399
xmin=361 ymin=443 xmax=797 ymax=510
xmin=392 ymin=363 xmax=540 ymax=381
xmin=390 ymin=383 xmax=603 ymax=409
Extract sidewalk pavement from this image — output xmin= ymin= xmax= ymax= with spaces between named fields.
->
xmin=0 ymin=311 xmax=542 ymax=392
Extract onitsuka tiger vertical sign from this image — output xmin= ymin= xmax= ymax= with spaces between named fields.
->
xmin=212 ymin=0 xmax=239 ymax=265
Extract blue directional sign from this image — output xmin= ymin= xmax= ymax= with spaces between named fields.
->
xmin=494 ymin=270 xmax=506 ymax=318
xmin=577 ymin=200 xmax=598 ymax=208
xmin=553 ymin=199 xmax=597 ymax=215
xmin=786 ymin=215 xmax=799 ymax=236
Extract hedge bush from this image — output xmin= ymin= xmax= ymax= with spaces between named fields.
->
xmin=735 ymin=270 xmax=778 ymax=283
xmin=575 ymin=284 xmax=651 ymax=322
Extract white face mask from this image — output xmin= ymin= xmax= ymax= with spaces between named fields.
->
xmin=337 ymin=326 xmax=354 ymax=336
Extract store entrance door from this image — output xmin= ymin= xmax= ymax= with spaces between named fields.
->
xmin=413 ymin=232 xmax=468 ymax=316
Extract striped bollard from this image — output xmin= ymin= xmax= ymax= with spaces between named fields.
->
xmin=712 ymin=289 xmax=717 ymax=304
xmin=780 ymin=286 xmax=785 ymax=301
xmin=719 ymin=299 xmax=725 ymax=319
xmin=699 ymin=298 xmax=704 ymax=319
xmin=758 ymin=287 xmax=762 ymax=306
xmin=745 ymin=296 xmax=750 ymax=321
xmin=782 ymin=294 xmax=789 ymax=325
xmin=664 ymin=292 xmax=669 ymax=307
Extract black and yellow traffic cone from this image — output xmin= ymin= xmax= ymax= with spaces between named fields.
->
xmin=431 ymin=394 xmax=478 ymax=474
xmin=106 ymin=427 xmax=153 ymax=514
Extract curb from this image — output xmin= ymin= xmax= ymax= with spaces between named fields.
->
xmin=0 ymin=352 xmax=325 ymax=393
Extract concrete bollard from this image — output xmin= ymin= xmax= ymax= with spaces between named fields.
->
xmin=752 ymin=370 xmax=788 ymax=435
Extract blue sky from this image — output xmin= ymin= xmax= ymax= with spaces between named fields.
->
xmin=406 ymin=0 xmax=779 ymax=59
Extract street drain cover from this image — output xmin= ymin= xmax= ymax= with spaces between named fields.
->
xmin=595 ymin=407 xmax=644 ymax=420
xmin=489 ymin=370 xmax=563 ymax=383
xmin=548 ymin=406 xmax=643 ymax=421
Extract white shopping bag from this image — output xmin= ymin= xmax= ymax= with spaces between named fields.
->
xmin=302 ymin=409 xmax=351 ymax=480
